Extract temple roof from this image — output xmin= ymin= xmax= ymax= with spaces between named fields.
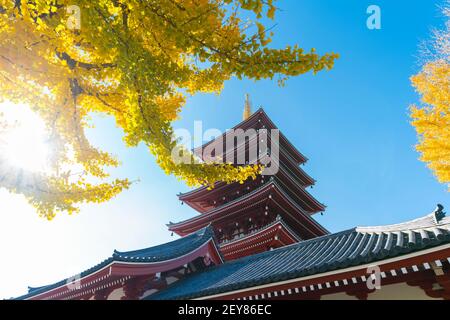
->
xmin=16 ymin=226 xmax=220 ymax=300
xmin=112 ymin=226 xmax=217 ymax=262
xmin=194 ymin=108 xmax=308 ymax=164
xmin=149 ymin=206 xmax=450 ymax=300
xmin=169 ymin=179 xmax=327 ymax=237
xmin=178 ymin=163 xmax=316 ymax=212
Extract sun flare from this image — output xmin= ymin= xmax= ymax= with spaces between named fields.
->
xmin=0 ymin=102 xmax=50 ymax=173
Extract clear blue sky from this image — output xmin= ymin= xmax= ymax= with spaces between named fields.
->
xmin=1 ymin=0 xmax=449 ymax=299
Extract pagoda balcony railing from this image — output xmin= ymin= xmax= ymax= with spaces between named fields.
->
xmin=214 ymin=179 xmax=266 ymax=207
xmin=218 ymin=164 xmax=310 ymax=207
xmin=218 ymin=216 xmax=288 ymax=246
xmin=199 ymin=165 xmax=312 ymax=211
xmin=206 ymin=178 xmax=273 ymax=213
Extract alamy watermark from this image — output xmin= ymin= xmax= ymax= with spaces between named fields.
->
xmin=367 ymin=5 xmax=382 ymax=30
xmin=172 ymin=121 xmax=280 ymax=176
xmin=64 ymin=5 xmax=382 ymax=33
xmin=366 ymin=265 xmax=382 ymax=290
xmin=67 ymin=5 xmax=81 ymax=30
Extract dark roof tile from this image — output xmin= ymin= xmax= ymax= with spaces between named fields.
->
xmin=16 ymin=226 xmax=216 ymax=300
xmin=149 ymin=209 xmax=450 ymax=300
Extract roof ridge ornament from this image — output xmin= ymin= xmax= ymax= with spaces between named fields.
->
xmin=434 ymin=204 xmax=446 ymax=224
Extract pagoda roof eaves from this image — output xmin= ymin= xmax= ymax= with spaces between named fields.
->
xmin=194 ymin=108 xmax=308 ymax=164
xmin=15 ymin=226 xmax=221 ymax=300
xmin=169 ymin=180 xmax=328 ymax=236
xmin=220 ymin=216 xmax=302 ymax=248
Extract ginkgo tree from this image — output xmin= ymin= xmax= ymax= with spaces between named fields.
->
xmin=410 ymin=2 xmax=449 ymax=191
xmin=0 ymin=0 xmax=338 ymax=219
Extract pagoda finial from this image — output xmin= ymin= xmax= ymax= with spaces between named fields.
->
xmin=243 ymin=94 xmax=252 ymax=120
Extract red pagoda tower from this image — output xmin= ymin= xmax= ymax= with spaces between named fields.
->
xmin=168 ymin=96 xmax=328 ymax=261
xmin=16 ymin=97 xmax=450 ymax=301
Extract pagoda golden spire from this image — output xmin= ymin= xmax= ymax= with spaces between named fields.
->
xmin=243 ymin=94 xmax=252 ymax=120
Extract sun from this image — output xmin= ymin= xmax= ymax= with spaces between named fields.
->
xmin=0 ymin=102 xmax=50 ymax=173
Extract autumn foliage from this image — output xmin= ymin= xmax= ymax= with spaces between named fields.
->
xmin=410 ymin=2 xmax=450 ymax=191
xmin=0 ymin=0 xmax=337 ymax=218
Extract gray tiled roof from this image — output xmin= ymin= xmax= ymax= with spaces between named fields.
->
xmin=149 ymin=207 xmax=450 ymax=300
xmin=112 ymin=226 xmax=216 ymax=262
xmin=16 ymin=226 xmax=216 ymax=300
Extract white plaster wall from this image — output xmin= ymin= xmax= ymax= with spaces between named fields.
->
xmin=107 ymin=288 xmax=125 ymax=300
xmin=367 ymin=283 xmax=441 ymax=300
xmin=321 ymin=292 xmax=358 ymax=300
xmin=321 ymin=283 xmax=442 ymax=300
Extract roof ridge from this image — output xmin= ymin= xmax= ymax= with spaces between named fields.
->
xmin=355 ymin=204 xmax=447 ymax=233
xmin=206 ymin=227 xmax=356 ymax=270
xmin=113 ymin=225 xmax=213 ymax=256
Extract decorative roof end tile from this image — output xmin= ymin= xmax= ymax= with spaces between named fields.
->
xmin=434 ymin=204 xmax=446 ymax=223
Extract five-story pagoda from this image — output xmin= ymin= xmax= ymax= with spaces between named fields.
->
xmin=168 ymin=96 xmax=328 ymax=261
